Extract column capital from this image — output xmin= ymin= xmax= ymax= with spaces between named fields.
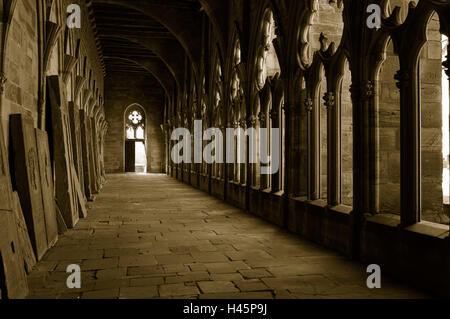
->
xmin=350 ymin=81 xmax=375 ymax=101
xmin=394 ymin=70 xmax=411 ymax=89
xmin=269 ymin=108 xmax=278 ymax=120
xmin=304 ymin=98 xmax=313 ymax=113
xmin=362 ymin=81 xmax=375 ymax=100
xmin=239 ymin=119 xmax=247 ymax=129
xmin=258 ymin=112 xmax=266 ymax=126
xmin=247 ymin=115 xmax=257 ymax=127
xmin=323 ymin=92 xmax=335 ymax=110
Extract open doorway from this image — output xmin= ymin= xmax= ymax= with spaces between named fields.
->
xmin=125 ymin=105 xmax=147 ymax=173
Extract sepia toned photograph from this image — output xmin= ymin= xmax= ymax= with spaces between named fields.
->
xmin=0 ymin=0 xmax=448 ymax=305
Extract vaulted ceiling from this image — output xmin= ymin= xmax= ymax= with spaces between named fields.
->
xmin=86 ymin=0 xmax=228 ymax=97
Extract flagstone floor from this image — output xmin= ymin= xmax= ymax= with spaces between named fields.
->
xmin=27 ymin=174 xmax=428 ymax=299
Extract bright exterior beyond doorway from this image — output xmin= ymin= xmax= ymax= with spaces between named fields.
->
xmin=135 ymin=142 xmax=147 ymax=173
xmin=27 ymin=174 xmax=428 ymax=299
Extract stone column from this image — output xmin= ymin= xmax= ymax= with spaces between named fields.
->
xmin=270 ymin=107 xmax=280 ymax=192
xmin=239 ymin=118 xmax=247 ymax=186
xmin=258 ymin=111 xmax=268 ymax=190
xmin=80 ymin=109 xmax=92 ymax=200
xmin=324 ymin=91 xmax=340 ymax=206
xmin=247 ymin=115 xmax=258 ymax=188
xmin=395 ymin=69 xmax=420 ymax=226
xmin=350 ymin=80 xmax=376 ymax=215
xmin=90 ymin=115 xmax=99 ymax=193
xmin=305 ymin=97 xmax=319 ymax=200
xmin=231 ymin=121 xmax=238 ymax=184
xmin=289 ymin=103 xmax=301 ymax=197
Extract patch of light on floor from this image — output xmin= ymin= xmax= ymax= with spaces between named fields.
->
xmin=442 ymin=35 xmax=449 ymax=204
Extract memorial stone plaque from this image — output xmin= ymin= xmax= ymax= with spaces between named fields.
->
xmin=10 ymin=114 xmax=48 ymax=260
xmin=0 ymin=212 xmax=29 ymax=299
xmin=47 ymin=76 xmax=79 ymax=228
xmin=80 ymin=110 xmax=93 ymax=200
xmin=36 ymin=129 xmax=58 ymax=247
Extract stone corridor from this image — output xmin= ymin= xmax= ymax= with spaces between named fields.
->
xmin=26 ymin=174 xmax=428 ymax=299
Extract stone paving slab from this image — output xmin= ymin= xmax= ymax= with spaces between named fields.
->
xmin=27 ymin=174 xmax=429 ymax=299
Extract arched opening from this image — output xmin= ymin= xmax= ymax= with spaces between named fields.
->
xmin=340 ymin=59 xmax=353 ymax=206
xmin=256 ymin=9 xmax=281 ymax=89
xmin=300 ymin=0 xmax=345 ymax=202
xmin=124 ymin=105 xmax=147 ymax=173
xmin=229 ymin=38 xmax=242 ymax=184
xmin=318 ymin=65 xmax=328 ymax=200
xmin=376 ymin=38 xmax=401 ymax=215
xmin=212 ymin=52 xmax=223 ymax=179
xmin=419 ymin=11 xmax=449 ymax=225
xmin=255 ymin=8 xmax=283 ymax=192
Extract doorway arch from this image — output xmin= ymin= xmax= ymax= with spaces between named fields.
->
xmin=124 ymin=104 xmax=147 ymax=173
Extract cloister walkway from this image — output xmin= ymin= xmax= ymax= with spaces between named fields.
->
xmin=28 ymin=174 xmax=427 ymax=299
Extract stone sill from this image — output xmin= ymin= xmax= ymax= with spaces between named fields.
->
xmin=289 ymin=197 xmax=352 ymax=215
xmin=366 ymin=214 xmax=449 ymax=240
xmin=405 ymin=221 xmax=449 ymax=239
xmin=329 ymin=204 xmax=353 ymax=215
xmin=248 ymin=187 xmax=285 ymax=198
xmin=272 ymin=190 xmax=285 ymax=197
xmin=291 ymin=197 xmax=328 ymax=209
xmin=291 ymin=196 xmax=308 ymax=202
xmin=228 ymin=181 xmax=245 ymax=187
xmin=309 ymin=199 xmax=328 ymax=209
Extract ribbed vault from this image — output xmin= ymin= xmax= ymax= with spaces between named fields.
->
xmin=87 ymin=0 xmax=227 ymax=97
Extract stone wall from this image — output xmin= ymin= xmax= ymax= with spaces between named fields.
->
xmin=104 ymin=73 xmax=165 ymax=173
xmin=1 ymin=0 xmax=105 ymax=147
xmin=2 ymin=0 xmax=39 ymax=140
xmin=341 ymin=61 xmax=353 ymax=206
